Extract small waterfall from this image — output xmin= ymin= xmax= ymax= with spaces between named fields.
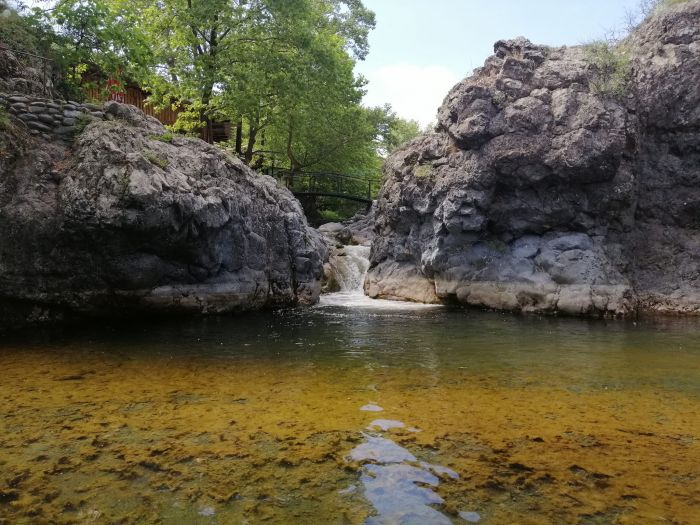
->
xmin=320 ymin=244 xmax=439 ymax=309
xmin=329 ymin=245 xmax=371 ymax=293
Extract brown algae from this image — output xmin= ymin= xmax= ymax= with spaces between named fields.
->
xmin=0 ymin=309 xmax=699 ymax=524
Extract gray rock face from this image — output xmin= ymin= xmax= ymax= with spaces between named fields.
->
xmin=367 ymin=2 xmax=700 ymax=316
xmin=0 ymin=103 xmax=325 ymax=329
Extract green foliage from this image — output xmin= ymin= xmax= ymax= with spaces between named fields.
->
xmin=72 ymin=113 xmax=95 ymax=136
xmin=0 ymin=2 xmax=48 ymax=56
xmin=378 ymin=107 xmax=422 ymax=156
xmin=414 ymin=164 xmax=432 ymax=179
xmin=150 ymin=132 xmax=174 ymax=143
xmin=144 ymin=150 xmax=168 ymax=169
xmin=318 ymin=209 xmax=343 ymax=222
xmin=0 ymin=106 xmax=9 ymax=130
xmin=0 ymin=0 xmax=152 ymax=99
xmin=491 ymin=90 xmax=510 ymax=109
xmin=49 ymin=0 xmax=152 ymax=96
xmin=583 ymin=41 xmax=630 ymax=98
xmin=5 ymin=0 xmax=397 ymax=214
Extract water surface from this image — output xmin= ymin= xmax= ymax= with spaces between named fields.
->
xmin=1 ymin=304 xmax=699 ymax=524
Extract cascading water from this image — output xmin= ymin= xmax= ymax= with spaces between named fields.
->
xmin=319 ymin=245 xmax=439 ymax=309
xmin=328 ymin=245 xmax=371 ymax=293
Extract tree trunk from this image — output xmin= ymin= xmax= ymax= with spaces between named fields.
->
xmin=235 ymin=120 xmax=243 ymax=155
xmin=244 ymin=123 xmax=258 ymax=164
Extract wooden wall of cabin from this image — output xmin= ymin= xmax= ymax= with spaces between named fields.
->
xmin=83 ymin=85 xmax=231 ymax=143
xmin=83 ymin=86 xmax=181 ymax=126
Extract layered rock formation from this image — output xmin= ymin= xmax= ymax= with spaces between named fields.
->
xmin=366 ymin=1 xmax=700 ymax=316
xmin=0 ymin=101 xmax=325 ymax=329
xmin=0 ymin=93 xmax=107 ymax=142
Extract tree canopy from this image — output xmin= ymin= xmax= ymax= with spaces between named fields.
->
xmin=4 ymin=0 xmax=423 ymax=183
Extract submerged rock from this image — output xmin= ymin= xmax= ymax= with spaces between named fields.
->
xmin=0 ymin=102 xmax=325 ymax=329
xmin=367 ymin=2 xmax=700 ymax=316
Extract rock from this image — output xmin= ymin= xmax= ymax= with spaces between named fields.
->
xmin=317 ymin=207 xmax=377 ymax=248
xmin=63 ymin=110 xmax=82 ymax=119
xmin=0 ymin=102 xmax=325 ymax=330
xmin=103 ymin=101 xmax=164 ymax=134
xmin=53 ymin=126 xmax=76 ymax=136
xmin=367 ymin=2 xmax=700 ymax=316
xmin=342 ymin=205 xmax=377 ymax=246
xmin=318 ymin=222 xmax=345 ymax=235
xmin=26 ymin=121 xmax=52 ymax=133
xmin=37 ymin=114 xmax=55 ymax=125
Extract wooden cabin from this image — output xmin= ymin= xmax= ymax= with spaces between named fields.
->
xmin=83 ymin=81 xmax=231 ymax=143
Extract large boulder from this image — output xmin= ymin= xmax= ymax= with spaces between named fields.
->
xmin=0 ymin=102 xmax=325 ymax=329
xmin=367 ymin=1 xmax=700 ymax=316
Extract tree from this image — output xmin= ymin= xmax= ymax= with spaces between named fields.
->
xmin=16 ymin=0 xmax=153 ymax=98
xmin=379 ymin=108 xmax=422 ymax=156
xmin=135 ymin=0 xmax=375 ymax=144
xmin=15 ymin=0 xmax=404 ymax=190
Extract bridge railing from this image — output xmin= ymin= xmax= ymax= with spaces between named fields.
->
xmin=262 ymin=167 xmax=382 ymax=202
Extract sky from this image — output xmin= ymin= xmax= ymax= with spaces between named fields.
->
xmin=355 ymin=0 xmax=641 ymax=126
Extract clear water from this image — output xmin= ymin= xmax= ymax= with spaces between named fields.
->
xmin=1 ymin=303 xmax=699 ymax=524
xmin=2 ymin=249 xmax=700 ymax=524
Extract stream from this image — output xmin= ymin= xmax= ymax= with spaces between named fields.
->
xmin=0 ymin=247 xmax=699 ymax=524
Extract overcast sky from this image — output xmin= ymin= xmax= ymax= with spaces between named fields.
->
xmin=356 ymin=0 xmax=641 ymax=126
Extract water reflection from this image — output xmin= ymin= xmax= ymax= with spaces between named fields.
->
xmin=348 ymin=415 xmax=459 ymax=525
xmin=367 ymin=420 xmax=405 ymax=431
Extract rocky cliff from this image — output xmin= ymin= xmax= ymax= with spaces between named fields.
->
xmin=366 ymin=1 xmax=700 ymax=316
xmin=0 ymin=101 xmax=325 ymax=329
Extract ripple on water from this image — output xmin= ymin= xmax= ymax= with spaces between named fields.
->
xmin=362 ymin=463 xmax=451 ymax=525
xmin=348 ymin=435 xmax=416 ymax=463
xmin=367 ymin=419 xmax=405 ymax=431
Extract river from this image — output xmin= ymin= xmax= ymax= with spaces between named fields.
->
xmin=0 ymin=247 xmax=699 ymax=524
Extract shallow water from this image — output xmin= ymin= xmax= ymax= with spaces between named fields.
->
xmin=1 ymin=303 xmax=700 ymax=524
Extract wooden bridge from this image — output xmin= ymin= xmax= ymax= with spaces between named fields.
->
xmin=263 ymin=168 xmax=381 ymax=205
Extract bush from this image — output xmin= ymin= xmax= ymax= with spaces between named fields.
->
xmin=414 ymin=164 xmax=433 ymax=179
xmin=319 ymin=209 xmax=343 ymax=222
xmin=150 ymin=132 xmax=174 ymax=143
xmin=0 ymin=3 xmax=48 ymax=57
xmin=144 ymin=150 xmax=168 ymax=169
xmin=583 ymin=41 xmax=630 ymax=98
xmin=72 ymin=113 xmax=96 ymax=137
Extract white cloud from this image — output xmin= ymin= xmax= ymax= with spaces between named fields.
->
xmin=360 ymin=63 xmax=461 ymax=127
